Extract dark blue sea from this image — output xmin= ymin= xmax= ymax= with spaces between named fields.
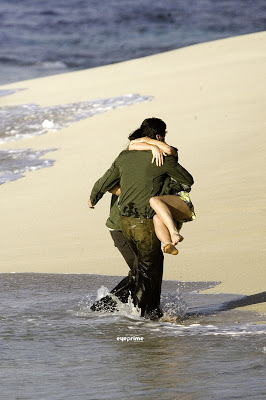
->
xmin=0 ymin=0 xmax=265 ymax=85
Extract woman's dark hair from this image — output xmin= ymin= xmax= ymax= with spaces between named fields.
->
xmin=128 ymin=118 xmax=166 ymax=141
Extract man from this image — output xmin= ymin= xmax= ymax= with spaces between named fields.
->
xmin=88 ymin=150 xmax=193 ymax=319
xmin=89 ymin=118 xmax=194 ymax=319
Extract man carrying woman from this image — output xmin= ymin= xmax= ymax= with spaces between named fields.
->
xmin=88 ymin=118 xmax=194 ymax=319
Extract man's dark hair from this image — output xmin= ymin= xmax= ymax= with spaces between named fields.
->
xmin=128 ymin=118 xmax=166 ymax=141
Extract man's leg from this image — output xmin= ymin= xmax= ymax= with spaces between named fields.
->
xmin=90 ymin=230 xmax=137 ymax=311
xmin=109 ymin=230 xmax=138 ymax=302
xmin=109 ymin=230 xmax=137 ymax=270
xmin=120 ymin=217 xmax=164 ymax=319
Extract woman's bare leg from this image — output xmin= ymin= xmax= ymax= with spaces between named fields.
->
xmin=153 ymin=214 xmax=178 ymax=255
xmin=150 ymin=195 xmax=192 ymax=246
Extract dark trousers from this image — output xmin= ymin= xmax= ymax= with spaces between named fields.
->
xmin=90 ymin=230 xmax=137 ymax=312
xmin=109 ymin=230 xmax=138 ymax=303
xmin=91 ymin=220 xmax=164 ymax=319
xmin=120 ymin=217 xmax=164 ymax=319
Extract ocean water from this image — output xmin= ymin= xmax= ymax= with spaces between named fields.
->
xmin=0 ymin=0 xmax=265 ymax=184
xmin=0 ymin=0 xmax=265 ymax=85
xmin=1 ymin=273 xmax=265 ymax=400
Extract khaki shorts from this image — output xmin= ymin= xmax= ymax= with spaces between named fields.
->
xmin=175 ymin=190 xmax=196 ymax=231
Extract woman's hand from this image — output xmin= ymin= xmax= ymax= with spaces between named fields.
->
xmin=151 ymin=145 xmax=166 ymax=166
xmin=128 ymin=138 xmax=167 ymax=165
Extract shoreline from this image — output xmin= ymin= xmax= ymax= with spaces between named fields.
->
xmin=1 ymin=271 xmax=265 ymax=315
xmin=0 ymin=31 xmax=265 ymax=314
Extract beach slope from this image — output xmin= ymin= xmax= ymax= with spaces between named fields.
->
xmin=0 ymin=32 xmax=265 ymax=313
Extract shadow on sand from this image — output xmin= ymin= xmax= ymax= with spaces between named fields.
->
xmin=186 ymin=291 xmax=266 ymax=318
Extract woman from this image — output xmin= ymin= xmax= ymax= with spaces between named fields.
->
xmin=111 ymin=117 xmax=195 ymax=255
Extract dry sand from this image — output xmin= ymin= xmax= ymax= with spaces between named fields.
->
xmin=1 ymin=32 xmax=265 ymax=313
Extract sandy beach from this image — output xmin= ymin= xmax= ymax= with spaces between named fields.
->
xmin=1 ymin=32 xmax=265 ymax=313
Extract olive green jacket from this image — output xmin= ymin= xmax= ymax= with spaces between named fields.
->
xmin=90 ymin=150 xmax=194 ymax=221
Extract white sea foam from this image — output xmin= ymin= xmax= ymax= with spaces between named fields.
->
xmin=0 ymin=93 xmax=152 ymax=184
xmin=93 ymin=286 xmax=141 ymax=318
xmin=149 ymin=321 xmax=266 ymax=337
xmin=0 ymin=93 xmax=152 ymax=143
xmin=42 ymin=119 xmax=55 ymax=129
xmin=96 ymin=285 xmax=110 ymax=301
xmin=115 ymin=296 xmax=141 ymax=319
xmin=0 ymin=148 xmax=56 ymax=185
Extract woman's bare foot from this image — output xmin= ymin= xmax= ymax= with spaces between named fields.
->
xmin=170 ymin=232 xmax=184 ymax=246
xmin=162 ymin=243 xmax=179 ymax=255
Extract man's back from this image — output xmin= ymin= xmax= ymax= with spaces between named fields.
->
xmin=116 ymin=150 xmax=193 ymax=219
xmin=90 ymin=148 xmax=193 ymax=219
